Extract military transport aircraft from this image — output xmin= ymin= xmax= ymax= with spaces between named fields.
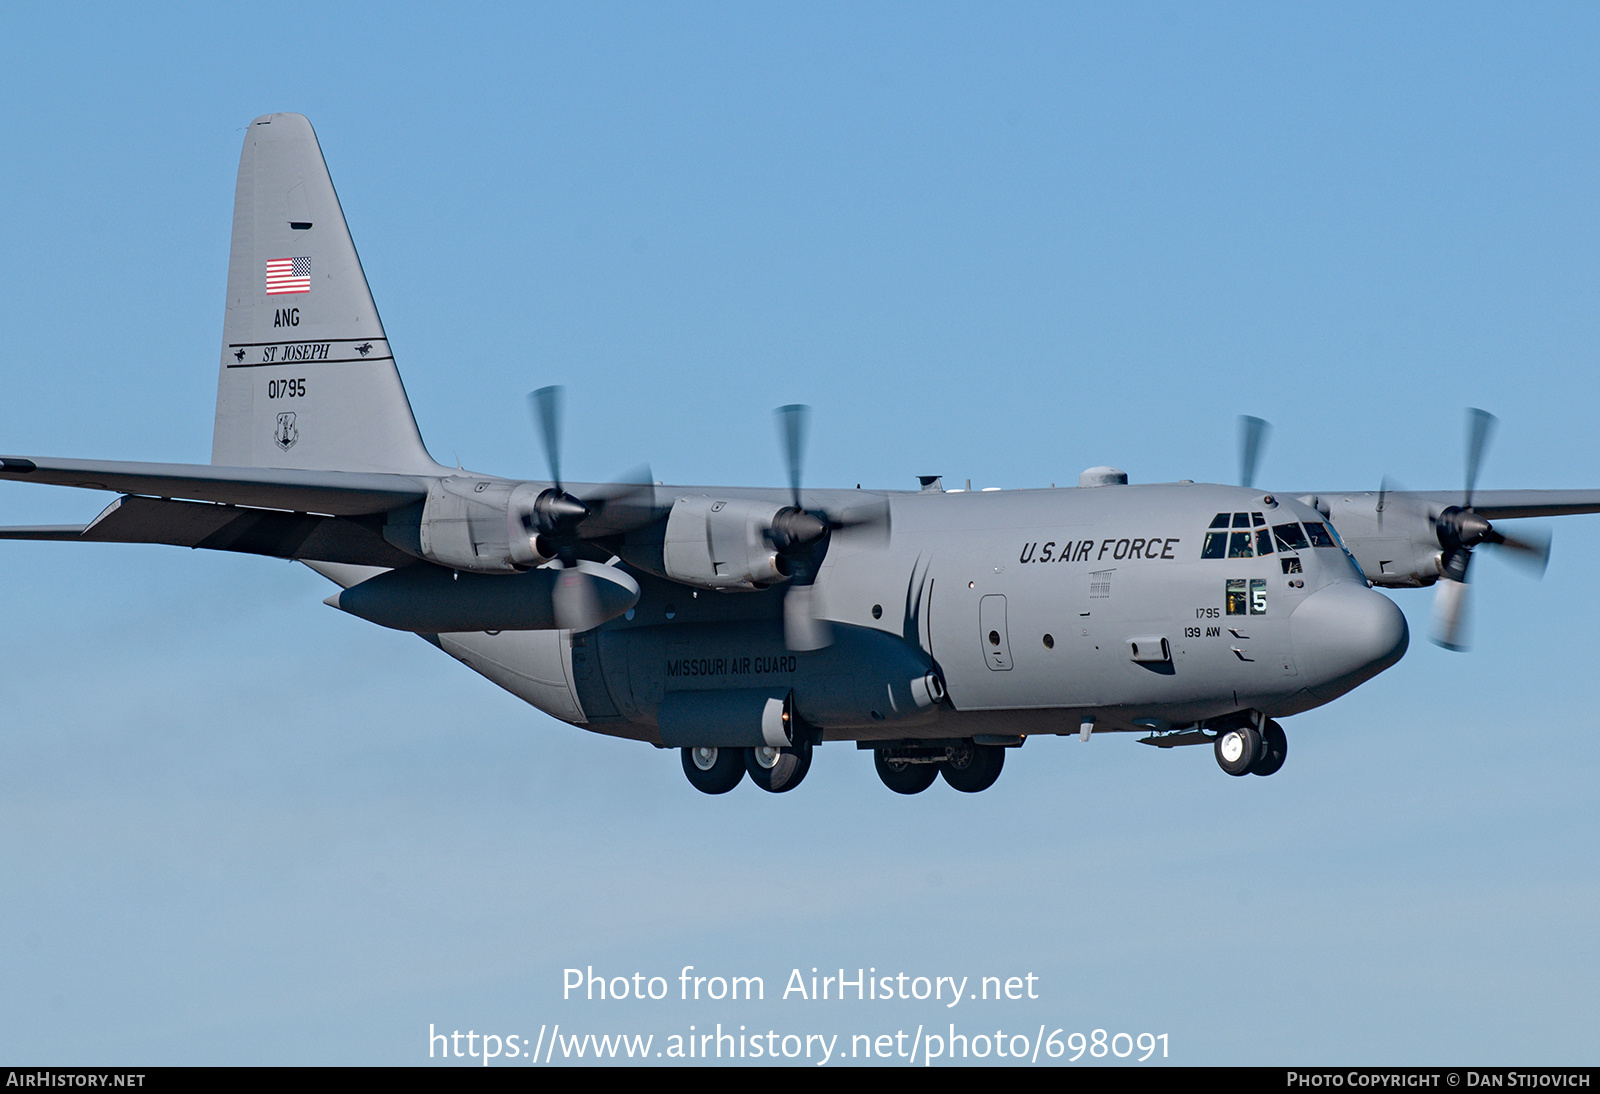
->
xmin=3 ymin=114 xmax=1597 ymax=796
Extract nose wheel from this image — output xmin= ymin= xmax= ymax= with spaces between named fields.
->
xmin=1213 ymin=719 xmax=1287 ymax=777
xmin=1251 ymin=719 xmax=1287 ymax=776
xmin=1215 ymin=725 xmax=1260 ymax=776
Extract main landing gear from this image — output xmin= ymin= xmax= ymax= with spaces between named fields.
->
xmin=1213 ymin=718 xmax=1287 ymax=777
xmin=745 ymin=739 xmax=813 ymax=793
xmin=680 ymin=740 xmax=814 ymax=795
xmin=871 ymin=740 xmax=1006 ymax=795
xmin=681 ymin=746 xmax=746 ymax=794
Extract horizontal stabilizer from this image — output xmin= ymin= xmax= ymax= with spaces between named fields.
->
xmin=0 ymin=495 xmax=413 ymax=568
xmin=0 ymin=524 xmax=90 ymax=540
xmin=0 ymin=456 xmax=428 ymax=515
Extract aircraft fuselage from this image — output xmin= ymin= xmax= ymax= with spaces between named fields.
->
xmin=430 ymin=481 xmax=1409 ymax=747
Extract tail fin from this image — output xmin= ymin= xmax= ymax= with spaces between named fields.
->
xmin=212 ymin=113 xmax=442 ymax=475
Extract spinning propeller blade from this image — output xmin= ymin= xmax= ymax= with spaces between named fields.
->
xmin=1464 ymin=407 xmax=1496 ymax=511
xmin=777 ymin=403 xmax=808 ymax=510
xmin=531 ymin=385 xmax=565 ymax=492
xmin=553 ymin=564 xmax=605 ymax=633
xmin=1428 ymin=407 xmax=1547 ymax=650
xmin=519 ymin=385 xmax=657 ymax=631
xmin=769 ymin=404 xmax=890 ymax=651
xmin=1239 ymin=415 xmax=1270 ymax=489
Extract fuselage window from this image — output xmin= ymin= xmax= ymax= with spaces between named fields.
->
xmin=1227 ymin=578 xmax=1267 ymax=614
xmin=1228 ymin=531 xmax=1254 ymax=558
xmin=1226 ymin=578 xmax=1248 ymax=615
xmin=1231 ymin=512 xmax=1251 ymax=529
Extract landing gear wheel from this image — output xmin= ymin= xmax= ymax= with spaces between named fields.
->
xmin=1215 ymin=725 xmax=1263 ymax=777
xmin=874 ymin=750 xmax=938 ymax=795
xmin=745 ymin=740 xmax=813 ymax=793
xmin=1250 ymin=719 xmax=1287 ymax=777
xmin=681 ymin=746 xmax=745 ymax=794
xmin=941 ymin=742 xmax=1005 ymax=793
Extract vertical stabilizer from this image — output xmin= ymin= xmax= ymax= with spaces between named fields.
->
xmin=213 ymin=114 xmax=442 ymax=475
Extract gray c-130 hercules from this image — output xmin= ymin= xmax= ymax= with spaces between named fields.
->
xmin=4 ymin=114 xmax=1596 ymax=795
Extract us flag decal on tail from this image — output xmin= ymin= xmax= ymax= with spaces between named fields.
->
xmin=266 ymin=257 xmax=311 ymax=295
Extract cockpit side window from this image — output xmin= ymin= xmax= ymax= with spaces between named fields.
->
xmin=1303 ymin=521 xmax=1337 ymax=548
xmin=1273 ymin=522 xmax=1309 ymax=551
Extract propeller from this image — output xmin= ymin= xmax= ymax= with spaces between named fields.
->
xmin=771 ymin=404 xmax=891 ymax=651
xmin=1238 ymin=415 xmax=1270 ymax=489
xmin=520 ymin=385 xmax=656 ymax=631
xmin=1429 ymin=408 xmax=1551 ymax=650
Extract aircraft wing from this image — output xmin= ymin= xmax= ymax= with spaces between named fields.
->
xmin=0 ymin=457 xmax=429 ymax=515
xmin=0 ymin=494 xmax=416 ymax=568
xmin=1376 ymin=489 xmax=1600 ymax=519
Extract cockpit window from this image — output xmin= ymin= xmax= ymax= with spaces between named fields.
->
xmin=1303 ymin=521 xmax=1336 ymax=548
xmin=1273 ymin=522 xmax=1309 ymax=551
xmin=1203 ymin=512 xmax=1275 ymax=559
xmin=1203 ymin=515 xmax=1280 ymax=559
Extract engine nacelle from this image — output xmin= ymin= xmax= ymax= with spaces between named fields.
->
xmin=661 ymin=496 xmax=789 ymax=590
xmin=1325 ymin=494 xmax=1444 ymax=588
xmin=383 ymin=478 xmax=556 ymax=574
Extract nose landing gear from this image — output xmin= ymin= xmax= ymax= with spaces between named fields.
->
xmin=1213 ymin=717 xmax=1288 ymax=777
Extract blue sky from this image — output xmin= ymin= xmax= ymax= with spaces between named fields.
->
xmin=0 ymin=3 xmax=1596 ymax=1065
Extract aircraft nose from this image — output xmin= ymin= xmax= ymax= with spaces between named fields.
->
xmin=1290 ymin=582 xmax=1409 ymax=702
